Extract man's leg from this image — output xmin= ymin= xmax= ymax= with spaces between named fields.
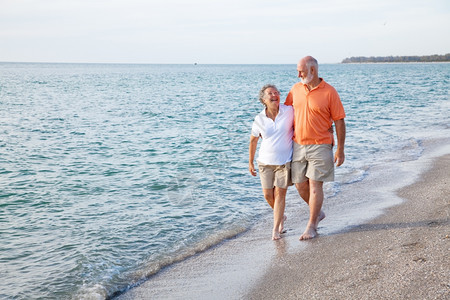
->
xmin=299 ymin=179 xmax=324 ymax=240
xmin=295 ymin=180 xmax=310 ymax=204
xmin=296 ymin=180 xmax=326 ymax=232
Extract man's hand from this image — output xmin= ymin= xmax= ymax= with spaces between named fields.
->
xmin=334 ymin=148 xmax=345 ymax=167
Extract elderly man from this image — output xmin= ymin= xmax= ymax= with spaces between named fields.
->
xmin=285 ymin=56 xmax=346 ymax=240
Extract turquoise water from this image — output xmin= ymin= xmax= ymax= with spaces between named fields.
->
xmin=0 ymin=63 xmax=449 ymax=299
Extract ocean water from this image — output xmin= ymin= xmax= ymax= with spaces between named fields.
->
xmin=0 ymin=62 xmax=449 ymax=299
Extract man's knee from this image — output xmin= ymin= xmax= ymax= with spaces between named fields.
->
xmin=295 ymin=180 xmax=309 ymax=193
xmin=309 ymin=180 xmax=323 ymax=189
xmin=309 ymin=180 xmax=324 ymax=196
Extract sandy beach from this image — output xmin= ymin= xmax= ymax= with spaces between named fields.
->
xmin=247 ymin=154 xmax=449 ymax=299
xmin=116 ymin=153 xmax=449 ymax=300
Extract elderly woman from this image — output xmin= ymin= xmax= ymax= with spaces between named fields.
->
xmin=249 ymin=84 xmax=294 ymax=240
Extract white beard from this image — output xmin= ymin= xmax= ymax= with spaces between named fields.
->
xmin=301 ymin=72 xmax=314 ymax=84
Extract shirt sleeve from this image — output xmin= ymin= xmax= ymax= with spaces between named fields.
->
xmin=330 ymin=90 xmax=346 ymax=121
xmin=285 ymin=90 xmax=293 ymax=106
xmin=251 ymin=116 xmax=262 ymax=137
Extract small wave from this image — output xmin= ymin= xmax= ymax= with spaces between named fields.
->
xmin=324 ymin=181 xmax=340 ymax=198
xmin=73 ymin=284 xmax=108 ymax=300
xmin=149 ymin=183 xmax=168 ymax=191
xmin=341 ymin=168 xmax=369 ymax=185
xmin=75 ymin=225 xmax=249 ymax=300
xmin=70 ymin=131 xmax=86 ymax=136
xmin=325 ymin=166 xmax=370 ymax=199
xmin=141 ymin=111 xmax=158 ymax=117
xmin=0 ymin=192 xmax=17 ymax=199
xmin=399 ymin=138 xmax=423 ymax=161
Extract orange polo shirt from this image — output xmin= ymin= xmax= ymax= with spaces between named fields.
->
xmin=285 ymin=79 xmax=345 ymax=145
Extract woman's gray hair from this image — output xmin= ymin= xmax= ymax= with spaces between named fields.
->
xmin=258 ymin=84 xmax=279 ymax=106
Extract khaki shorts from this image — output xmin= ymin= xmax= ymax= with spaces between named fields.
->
xmin=258 ymin=161 xmax=291 ymax=189
xmin=291 ymin=143 xmax=334 ymax=183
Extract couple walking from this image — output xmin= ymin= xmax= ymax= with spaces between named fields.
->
xmin=249 ymin=56 xmax=346 ymax=240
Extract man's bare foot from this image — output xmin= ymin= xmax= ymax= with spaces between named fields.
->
xmin=279 ymin=215 xmax=287 ymax=234
xmin=272 ymin=230 xmax=282 ymax=240
xmin=299 ymin=224 xmax=317 ymax=240
xmin=315 ymin=211 xmax=326 ymax=229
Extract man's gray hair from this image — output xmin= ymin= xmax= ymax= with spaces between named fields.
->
xmin=305 ymin=56 xmax=319 ymax=72
xmin=258 ymin=84 xmax=279 ymax=106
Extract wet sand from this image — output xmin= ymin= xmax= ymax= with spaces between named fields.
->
xmin=116 ymin=154 xmax=449 ymax=299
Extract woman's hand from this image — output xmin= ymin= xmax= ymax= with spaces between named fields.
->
xmin=249 ymin=162 xmax=257 ymax=176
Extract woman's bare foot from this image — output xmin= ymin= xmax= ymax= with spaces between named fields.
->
xmin=299 ymin=223 xmax=317 ymax=240
xmin=279 ymin=215 xmax=287 ymax=234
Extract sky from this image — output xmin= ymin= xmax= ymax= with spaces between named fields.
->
xmin=1 ymin=0 xmax=449 ymax=64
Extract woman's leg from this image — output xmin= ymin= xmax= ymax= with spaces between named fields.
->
xmin=272 ymin=186 xmax=287 ymax=240
xmin=262 ymin=188 xmax=275 ymax=209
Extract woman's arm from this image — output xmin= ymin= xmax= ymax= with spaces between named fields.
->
xmin=249 ymin=135 xmax=259 ymax=176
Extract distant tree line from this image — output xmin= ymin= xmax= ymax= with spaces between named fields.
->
xmin=341 ymin=53 xmax=450 ymax=63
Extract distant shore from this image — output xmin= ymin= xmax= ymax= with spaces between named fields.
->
xmin=342 ymin=54 xmax=450 ymax=63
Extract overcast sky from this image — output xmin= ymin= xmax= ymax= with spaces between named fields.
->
xmin=1 ymin=0 xmax=449 ymax=64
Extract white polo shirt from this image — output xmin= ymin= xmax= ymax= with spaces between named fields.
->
xmin=251 ymin=104 xmax=294 ymax=165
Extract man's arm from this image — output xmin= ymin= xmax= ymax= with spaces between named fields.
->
xmin=334 ymin=119 xmax=346 ymax=167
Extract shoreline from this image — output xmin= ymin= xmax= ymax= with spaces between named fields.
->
xmin=115 ymin=151 xmax=449 ymax=299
